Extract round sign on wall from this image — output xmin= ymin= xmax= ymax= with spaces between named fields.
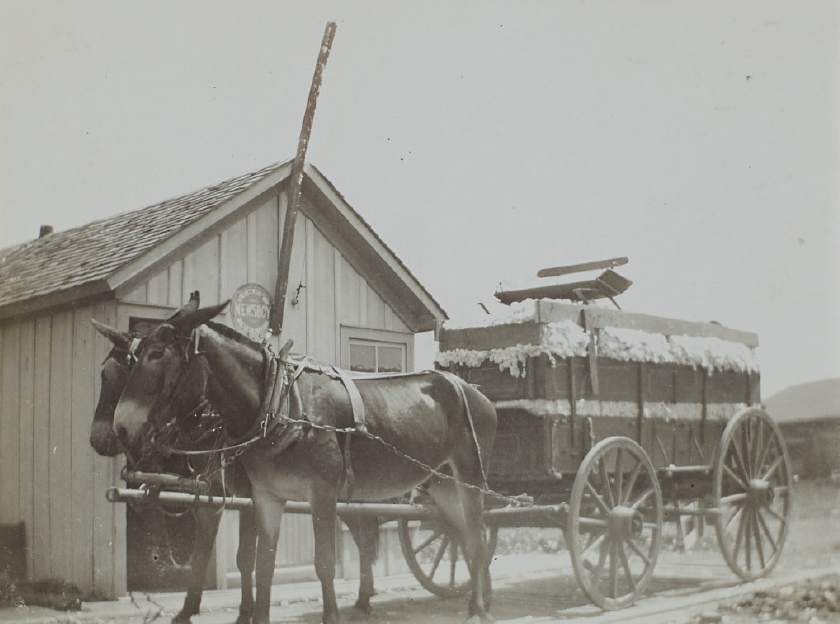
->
xmin=230 ymin=283 xmax=273 ymax=342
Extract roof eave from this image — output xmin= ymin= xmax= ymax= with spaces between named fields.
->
xmin=0 ymin=279 xmax=113 ymax=322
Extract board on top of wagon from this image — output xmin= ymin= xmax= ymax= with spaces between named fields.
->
xmin=422 ymin=258 xmax=791 ymax=610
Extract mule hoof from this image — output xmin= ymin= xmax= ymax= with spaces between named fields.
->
xmin=348 ymin=603 xmax=372 ymax=620
xmin=172 ymin=613 xmax=193 ymax=624
xmin=234 ymin=614 xmax=252 ymax=624
xmin=465 ymin=615 xmax=495 ymax=624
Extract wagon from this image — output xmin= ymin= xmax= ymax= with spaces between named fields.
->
xmin=107 ymin=262 xmax=792 ymax=611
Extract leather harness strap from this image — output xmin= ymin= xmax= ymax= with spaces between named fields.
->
xmin=331 ymin=366 xmax=367 ymax=433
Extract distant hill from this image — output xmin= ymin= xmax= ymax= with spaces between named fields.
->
xmin=764 ymin=378 xmax=840 ymax=423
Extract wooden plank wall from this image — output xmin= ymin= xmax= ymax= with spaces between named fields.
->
xmin=0 ymin=301 xmax=125 ymax=597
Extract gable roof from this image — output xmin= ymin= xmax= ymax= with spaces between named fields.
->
xmin=0 ymin=162 xmax=446 ymax=330
xmin=764 ymin=378 xmax=840 ymax=424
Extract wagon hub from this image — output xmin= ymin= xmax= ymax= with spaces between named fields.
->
xmin=748 ymin=478 xmax=774 ymax=506
xmin=609 ymin=505 xmax=644 ymax=540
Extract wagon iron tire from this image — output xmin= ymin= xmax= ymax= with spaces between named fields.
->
xmin=568 ymin=436 xmax=663 ymax=610
xmin=397 ymin=517 xmax=498 ymax=598
xmin=713 ymin=407 xmax=791 ymax=581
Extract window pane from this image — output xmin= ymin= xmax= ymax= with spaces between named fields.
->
xmin=377 ymin=346 xmax=404 ymax=373
xmin=349 ymin=343 xmax=376 ymax=373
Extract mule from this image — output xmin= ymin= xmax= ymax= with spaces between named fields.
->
xmin=111 ymin=301 xmax=497 ymax=624
xmin=92 ymin=298 xmax=382 ymax=623
xmin=90 ymin=297 xmax=260 ymax=624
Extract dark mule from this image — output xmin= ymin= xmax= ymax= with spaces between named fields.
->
xmin=92 ymin=299 xmax=383 ymax=623
xmin=112 ymin=302 xmax=497 ymax=624
xmin=90 ymin=297 xmax=259 ymax=624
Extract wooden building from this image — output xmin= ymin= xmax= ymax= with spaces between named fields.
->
xmin=765 ymin=378 xmax=840 ymax=480
xmin=0 ymin=161 xmax=446 ymax=597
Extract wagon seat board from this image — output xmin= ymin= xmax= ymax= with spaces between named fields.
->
xmin=436 ymin=299 xmax=760 ymax=500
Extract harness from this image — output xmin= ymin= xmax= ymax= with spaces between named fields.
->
xmin=150 ymin=327 xmax=489 ymax=501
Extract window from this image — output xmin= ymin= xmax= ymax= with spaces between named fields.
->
xmin=349 ymin=340 xmax=405 ymax=373
xmin=341 ymin=326 xmax=414 ymax=374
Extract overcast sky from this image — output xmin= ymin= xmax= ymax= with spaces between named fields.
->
xmin=1 ymin=1 xmax=838 ymax=397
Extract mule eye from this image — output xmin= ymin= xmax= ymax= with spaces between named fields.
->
xmin=147 ymin=350 xmax=165 ymax=361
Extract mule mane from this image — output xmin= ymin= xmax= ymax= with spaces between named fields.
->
xmin=205 ymin=321 xmax=261 ymax=350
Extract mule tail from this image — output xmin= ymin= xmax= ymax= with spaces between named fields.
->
xmin=434 ymin=370 xmax=489 ymax=489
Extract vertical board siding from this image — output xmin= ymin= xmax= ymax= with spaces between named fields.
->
xmin=221 ymin=218 xmax=248 ymax=301
xmin=32 ymin=316 xmax=52 ymax=579
xmin=312 ymin=227 xmax=336 ymax=364
xmin=70 ymin=307 xmax=96 ymax=592
xmin=254 ymin=197 xmax=280 ymax=290
xmin=147 ymin=272 xmax=169 ymax=306
xmin=190 ymin=236 xmax=221 ymax=304
xmin=18 ymin=319 xmax=36 ymax=578
xmin=1 ymin=325 xmax=21 ymax=524
xmin=169 ymin=261 xmax=184 ymax=307
xmin=339 ymin=259 xmax=361 ymax=327
xmin=282 ymin=215 xmax=309 ymax=352
xmin=48 ymin=312 xmax=74 ymax=580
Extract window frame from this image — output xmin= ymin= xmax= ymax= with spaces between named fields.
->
xmin=340 ymin=325 xmax=414 ymax=373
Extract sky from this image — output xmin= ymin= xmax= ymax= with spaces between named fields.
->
xmin=1 ymin=1 xmax=838 ymax=398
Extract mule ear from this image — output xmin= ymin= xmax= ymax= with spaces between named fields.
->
xmin=171 ymin=301 xmax=229 ymax=334
xmin=166 ymin=291 xmax=201 ymax=323
xmin=91 ymin=319 xmax=132 ymax=350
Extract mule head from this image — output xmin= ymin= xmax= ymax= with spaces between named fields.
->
xmin=90 ymin=292 xmax=203 ymax=457
xmin=113 ymin=300 xmax=228 ymax=461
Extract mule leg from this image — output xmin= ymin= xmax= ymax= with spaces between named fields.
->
xmin=343 ymin=516 xmax=379 ymax=618
xmin=235 ymin=506 xmax=257 ymax=624
xmin=310 ymin=494 xmax=341 ymax=624
xmin=173 ymin=508 xmax=221 ymax=624
xmin=427 ymin=476 xmax=492 ymax=623
xmin=251 ymin=492 xmax=285 ymax=624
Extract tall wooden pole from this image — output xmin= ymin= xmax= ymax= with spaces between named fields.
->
xmin=270 ymin=21 xmax=337 ymax=333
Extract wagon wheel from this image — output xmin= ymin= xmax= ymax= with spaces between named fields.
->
xmin=568 ymin=437 xmax=663 ymax=610
xmin=398 ymin=517 xmax=498 ymax=598
xmin=713 ymin=407 xmax=791 ymax=581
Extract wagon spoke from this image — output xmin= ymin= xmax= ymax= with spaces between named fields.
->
xmin=429 ymin=535 xmax=450 ymax=578
xmin=728 ymin=440 xmax=751 ymax=484
xmin=755 ymin=509 xmax=779 ymax=555
xmin=585 ymin=481 xmax=612 ymax=516
xmin=618 ymin=542 xmax=637 ymax=591
xmin=752 ymin=510 xmax=765 ymax=569
xmin=720 ymin=492 xmax=748 ymax=505
xmin=599 ymin=457 xmax=616 ymax=509
xmin=764 ymin=505 xmax=787 ymax=526
xmin=614 ymin=448 xmax=624 ymax=507
xmin=723 ymin=503 xmax=745 ymax=531
xmin=449 ymin=540 xmax=458 ymax=589
xmin=581 ymin=533 xmax=606 ymax=561
xmin=744 ymin=508 xmax=753 ymax=571
xmin=625 ymin=537 xmax=651 ymax=566
xmin=761 ymin=455 xmax=784 ymax=483
xmin=413 ymin=529 xmax=445 ymax=555
xmin=621 ymin=459 xmax=643 ymax=506
xmin=608 ymin=539 xmax=619 ymax=598
xmin=722 ymin=463 xmax=750 ymax=492
xmin=732 ymin=505 xmax=747 ymax=562
xmin=741 ymin=419 xmax=753 ymax=479
xmin=630 ymin=488 xmax=655 ymax=511
xmin=754 ymin=421 xmax=768 ymax=476
xmin=586 ymin=536 xmax=610 ymax=584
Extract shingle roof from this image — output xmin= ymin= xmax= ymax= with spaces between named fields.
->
xmin=764 ymin=378 xmax=840 ymax=423
xmin=0 ymin=162 xmax=286 ymax=310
